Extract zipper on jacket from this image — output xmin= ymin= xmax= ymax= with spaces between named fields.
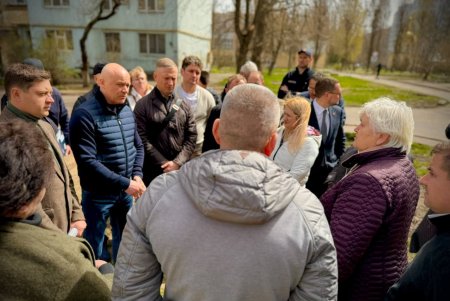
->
xmin=117 ymin=115 xmax=129 ymax=177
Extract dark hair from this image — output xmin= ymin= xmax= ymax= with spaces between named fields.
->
xmin=315 ymin=77 xmax=339 ymax=98
xmin=200 ymin=70 xmax=210 ymax=86
xmin=5 ymin=63 xmax=51 ymax=98
xmin=0 ymin=119 xmax=53 ymax=217
xmin=181 ymin=55 xmax=203 ymax=70
xmin=431 ymin=141 xmax=450 ymax=179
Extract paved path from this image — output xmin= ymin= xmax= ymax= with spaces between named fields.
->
xmin=337 ymin=72 xmax=449 ymax=145
xmin=344 ymin=106 xmax=449 ymax=146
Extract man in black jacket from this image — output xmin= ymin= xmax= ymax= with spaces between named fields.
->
xmin=277 ymin=49 xmax=314 ymax=99
xmin=386 ymin=142 xmax=450 ymax=300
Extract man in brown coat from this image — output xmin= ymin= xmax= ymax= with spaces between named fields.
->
xmin=0 ymin=63 xmax=85 ymax=235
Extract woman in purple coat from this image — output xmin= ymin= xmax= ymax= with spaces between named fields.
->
xmin=320 ymin=98 xmax=419 ymax=301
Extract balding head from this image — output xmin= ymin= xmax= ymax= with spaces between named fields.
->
xmin=213 ymin=84 xmax=280 ymax=154
xmin=98 ymin=63 xmax=130 ymax=105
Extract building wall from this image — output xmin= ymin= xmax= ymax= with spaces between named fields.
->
xmin=26 ymin=0 xmax=212 ymax=73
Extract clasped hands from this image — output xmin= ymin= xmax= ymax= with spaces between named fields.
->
xmin=125 ymin=176 xmax=146 ymax=199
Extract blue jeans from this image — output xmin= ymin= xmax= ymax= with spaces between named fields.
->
xmin=82 ymin=190 xmax=133 ymax=263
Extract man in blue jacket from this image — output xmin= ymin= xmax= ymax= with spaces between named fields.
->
xmin=70 ymin=63 xmax=146 ymax=263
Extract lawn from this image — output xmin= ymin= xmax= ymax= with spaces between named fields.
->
xmin=260 ymin=68 xmax=441 ymax=107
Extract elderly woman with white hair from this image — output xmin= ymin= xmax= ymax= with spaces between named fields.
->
xmin=320 ymin=97 xmax=420 ymax=301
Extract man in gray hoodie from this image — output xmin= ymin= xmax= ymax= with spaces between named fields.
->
xmin=112 ymin=84 xmax=338 ymax=301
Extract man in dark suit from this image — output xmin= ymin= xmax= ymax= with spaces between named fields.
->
xmin=306 ymin=77 xmax=346 ymax=198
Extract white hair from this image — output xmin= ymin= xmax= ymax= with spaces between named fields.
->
xmin=360 ymin=97 xmax=414 ymax=153
xmin=220 ymin=84 xmax=280 ymax=151
xmin=239 ymin=61 xmax=258 ymax=79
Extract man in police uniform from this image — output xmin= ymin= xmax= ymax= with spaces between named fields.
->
xmin=277 ymin=49 xmax=314 ymax=99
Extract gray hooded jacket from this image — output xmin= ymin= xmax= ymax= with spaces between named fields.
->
xmin=112 ymin=150 xmax=337 ymax=301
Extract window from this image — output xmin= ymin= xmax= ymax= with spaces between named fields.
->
xmin=139 ymin=33 xmax=165 ymax=54
xmin=44 ymin=0 xmax=69 ymax=7
xmin=220 ymin=33 xmax=234 ymax=50
xmin=105 ymin=32 xmax=121 ymax=53
xmin=138 ymin=0 xmax=164 ymax=12
xmin=46 ymin=29 xmax=73 ymax=50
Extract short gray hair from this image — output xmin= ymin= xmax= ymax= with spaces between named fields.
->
xmin=220 ymin=84 xmax=280 ymax=151
xmin=239 ymin=61 xmax=258 ymax=79
xmin=360 ymin=97 xmax=414 ymax=153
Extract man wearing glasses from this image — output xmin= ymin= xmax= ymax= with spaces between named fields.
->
xmin=306 ymin=77 xmax=346 ymax=198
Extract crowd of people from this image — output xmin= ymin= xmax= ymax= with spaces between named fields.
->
xmin=0 ymin=50 xmax=449 ymax=301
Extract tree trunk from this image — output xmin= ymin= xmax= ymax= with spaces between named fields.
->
xmin=79 ymin=0 xmax=121 ymax=87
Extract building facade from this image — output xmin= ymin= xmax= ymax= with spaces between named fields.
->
xmin=2 ymin=0 xmax=212 ymax=74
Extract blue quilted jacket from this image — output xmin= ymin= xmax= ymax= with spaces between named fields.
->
xmin=69 ymin=88 xmax=144 ymax=198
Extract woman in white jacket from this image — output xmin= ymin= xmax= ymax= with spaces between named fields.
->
xmin=270 ymin=97 xmax=321 ymax=186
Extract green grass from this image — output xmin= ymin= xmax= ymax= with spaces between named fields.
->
xmin=256 ymin=68 xmax=442 ymax=107
xmin=333 ymin=75 xmax=441 ymax=107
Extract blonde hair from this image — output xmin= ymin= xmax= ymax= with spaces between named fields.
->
xmin=129 ymin=66 xmax=152 ymax=93
xmin=283 ymin=97 xmax=311 ymax=153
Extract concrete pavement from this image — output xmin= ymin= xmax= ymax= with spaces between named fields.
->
xmin=344 ymin=106 xmax=449 ymax=146
xmin=337 ymin=72 xmax=449 ymax=145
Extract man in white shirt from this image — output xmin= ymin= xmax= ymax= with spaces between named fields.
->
xmin=175 ymin=56 xmax=215 ymax=156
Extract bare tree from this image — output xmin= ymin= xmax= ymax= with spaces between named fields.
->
xmin=307 ymin=0 xmax=332 ymax=65
xmin=413 ymin=0 xmax=450 ymax=79
xmin=339 ymin=0 xmax=365 ymax=68
xmin=79 ymin=0 xmax=121 ymax=87
xmin=234 ymin=0 xmax=256 ymax=72
xmin=265 ymin=2 xmax=307 ymax=74
xmin=365 ymin=0 xmax=389 ymax=71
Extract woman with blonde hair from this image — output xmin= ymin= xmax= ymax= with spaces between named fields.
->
xmin=127 ymin=66 xmax=153 ymax=110
xmin=270 ymin=96 xmax=321 ymax=186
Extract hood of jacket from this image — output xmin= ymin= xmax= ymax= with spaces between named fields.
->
xmin=178 ymin=149 xmax=301 ymax=225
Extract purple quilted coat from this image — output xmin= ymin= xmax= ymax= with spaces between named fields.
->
xmin=320 ymin=147 xmax=419 ymax=301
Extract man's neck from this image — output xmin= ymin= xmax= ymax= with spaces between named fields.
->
xmin=181 ymin=82 xmax=196 ymax=94
xmin=297 ymin=66 xmax=308 ymax=73
xmin=7 ymin=102 xmax=40 ymax=122
xmin=315 ymin=97 xmax=329 ymax=109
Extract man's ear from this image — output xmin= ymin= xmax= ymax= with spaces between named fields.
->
xmin=212 ymin=118 xmax=221 ymax=145
xmin=10 ymin=87 xmax=21 ymax=101
xmin=263 ymin=131 xmax=277 ymax=156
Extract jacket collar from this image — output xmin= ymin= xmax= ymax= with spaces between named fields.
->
xmin=6 ymin=102 xmax=40 ymax=122
xmin=0 ymin=213 xmax=42 ymax=226
xmin=429 ymin=214 xmax=450 ymax=233
xmin=94 ymin=87 xmax=126 ymax=115
xmin=154 ymin=86 xmax=175 ymax=103
xmin=342 ymin=147 xmax=406 ymax=169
